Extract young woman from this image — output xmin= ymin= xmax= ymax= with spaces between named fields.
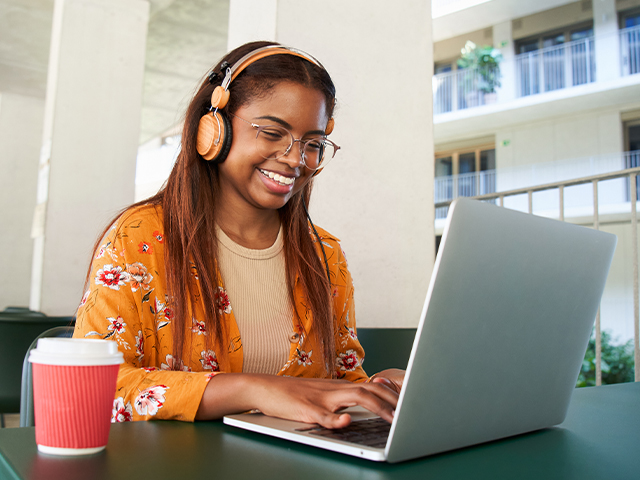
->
xmin=73 ymin=41 xmax=403 ymax=428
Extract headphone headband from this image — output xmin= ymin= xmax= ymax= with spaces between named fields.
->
xmin=221 ymin=45 xmax=324 ymax=90
xmin=211 ymin=44 xmax=330 ymax=114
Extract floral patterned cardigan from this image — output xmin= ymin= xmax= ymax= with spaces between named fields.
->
xmin=73 ymin=205 xmax=369 ymax=423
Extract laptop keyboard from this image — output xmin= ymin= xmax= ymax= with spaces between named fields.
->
xmin=299 ymin=417 xmax=390 ymax=449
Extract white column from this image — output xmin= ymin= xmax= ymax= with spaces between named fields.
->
xmin=493 ymin=21 xmax=516 ymax=102
xmin=593 ymin=0 xmax=620 ymax=81
xmin=31 ymin=0 xmax=149 ymax=315
xmin=228 ymin=0 xmax=435 ymax=328
xmin=0 ymin=94 xmax=45 ymax=310
xmin=227 ymin=0 xmax=277 ymax=49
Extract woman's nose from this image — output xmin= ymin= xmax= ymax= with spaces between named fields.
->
xmin=280 ymin=140 xmax=305 ymax=168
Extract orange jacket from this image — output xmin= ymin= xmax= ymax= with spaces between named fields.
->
xmin=73 ymin=205 xmax=368 ymax=422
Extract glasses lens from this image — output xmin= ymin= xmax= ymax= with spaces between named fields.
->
xmin=303 ymin=139 xmax=336 ymax=170
xmin=255 ymin=126 xmax=292 ymax=160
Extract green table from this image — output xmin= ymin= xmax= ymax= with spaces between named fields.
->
xmin=1 ymin=383 xmax=638 ymax=480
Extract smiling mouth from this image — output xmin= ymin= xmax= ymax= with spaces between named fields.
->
xmin=258 ymin=168 xmax=295 ymax=186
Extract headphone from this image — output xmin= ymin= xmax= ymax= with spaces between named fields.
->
xmin=196 ymin=44 xmax=335 ymax=164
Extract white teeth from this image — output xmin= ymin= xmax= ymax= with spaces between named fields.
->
xmin=260 ymin=169 xmax=294 ymax=186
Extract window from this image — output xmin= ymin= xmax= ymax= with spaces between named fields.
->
xmin=515 ymin=24 xmax=593 ymax=54
xmin=515 ymin=22 xmax=595 ymax=96
xmin=434 ymin=145 xmax=496 ymax=218
xmin=435 ymin=146 xmax=495 ymax=195
xmin=621 ymin=9 xmax=640 ymax=28
xmin=435 ymin=62 xmax=453 ymax=74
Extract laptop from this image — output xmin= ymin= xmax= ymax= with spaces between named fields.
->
xmin=223 ymin=197 xmax=617 ymax=463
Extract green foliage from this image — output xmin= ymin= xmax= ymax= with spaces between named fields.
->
xmin=577 ymin=330 xmax=635 ymax=387
xmin=457 ymin=41 xmax=503 ymax=93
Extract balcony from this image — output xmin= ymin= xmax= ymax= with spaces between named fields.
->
xmin=435 ymin=170 xmax=497 ymax=218
xmin=434 ymin=151 xmax=640 ymax=220
xmin=434 ymin=67 xmax=499 ymax=114
xmin=515 ymin=37 xmax=595 ymax=97
xmin=433 ymin=25 xmax=640 ymax=116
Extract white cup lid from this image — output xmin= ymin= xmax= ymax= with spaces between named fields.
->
xmin=29 ymin=338 xmax=124 ymax=366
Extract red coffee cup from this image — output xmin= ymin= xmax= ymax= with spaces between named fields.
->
xmin=29 ymin=338 xmax=124 ymax=455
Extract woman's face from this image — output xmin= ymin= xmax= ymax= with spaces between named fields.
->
xmin=217 ymin=81 xmax=328 ymax=215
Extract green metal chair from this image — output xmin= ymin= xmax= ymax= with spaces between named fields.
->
xmin=20 ymin=326 xmax=75 ymax=428
xmin=0 ymin=314 xmax=75 ymax=427
xmin=357 ymin=327 xmax=416 ymax=375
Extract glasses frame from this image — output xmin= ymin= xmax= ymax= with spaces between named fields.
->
xmin=230 ymin=113 xmax=340 ymax=171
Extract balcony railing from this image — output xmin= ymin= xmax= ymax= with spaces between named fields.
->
xmin=626 ymin=150 xmax=640 ymax=200
xmin=434 ymin=33 xmax=619 ymax=113
xmin=515 ymin=36 xmax=595 ymax=97
xmin=435 ymin=166 xmax=640 ymax=386
xmin=435 ymin=151 xmax=640 ymax=219
xmin=433 ymin=67 xmax=499 ymax=114
xmin=621 ymin=24 xmax=640 ymax=76
xmin=435 ymin=170 xmax=497 ymax=218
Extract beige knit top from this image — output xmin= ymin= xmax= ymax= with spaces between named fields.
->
xmin=216 ymin=225 xmax=293 ymax=374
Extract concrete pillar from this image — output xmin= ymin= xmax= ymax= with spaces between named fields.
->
xmin=228 ymin=0 xmax=435 ymax=328
xmin=493 ymin=21 xmax=516 ymax=102
xmin=0 ymin=94 xmax=45 ymax=310
xmin=227 ymin=0 xmax=277 ymax=49
xmin=593 ymin=0 xmax=620 ymax=81
xmin=30 ymin=0 xmax=149 ymax=315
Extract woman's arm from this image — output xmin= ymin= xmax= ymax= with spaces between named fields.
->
xmin=195 ymin=373 xmax=398 ymax=428
xmin=74 ymin=208 xmax=212 ymax=422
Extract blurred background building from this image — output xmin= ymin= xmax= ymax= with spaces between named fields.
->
xmin=432 ymin=0 xmax=640 ymax=349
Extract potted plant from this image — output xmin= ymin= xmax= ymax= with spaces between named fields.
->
xmin=457 ymin=41 xmax=502 ymax=106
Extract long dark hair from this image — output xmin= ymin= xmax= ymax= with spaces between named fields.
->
xmin=86 ymin=41 xmax=337 ymax=375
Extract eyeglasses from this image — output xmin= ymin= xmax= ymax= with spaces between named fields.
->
xmin=230 ymin=113 xmax=340 ymax=171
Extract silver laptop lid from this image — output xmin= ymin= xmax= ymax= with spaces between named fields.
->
xmin=386 ymin=198 xmax=616 ymax=463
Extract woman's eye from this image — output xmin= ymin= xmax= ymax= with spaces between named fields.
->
xmin=260 ymin=129 xmax=286 ymax=141
xmin=305 ymin=140 xmax=324 ymax=151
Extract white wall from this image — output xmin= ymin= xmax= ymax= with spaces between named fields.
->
xmin=496 ymin=108 xmax=623 ymax=170
xmin=495 ymin=108 xmax=625 ymax=211
xmin=0 ymin=93 xmax=44 ymax=310
xmin=505 ymin=111 xmax=618 ymax=159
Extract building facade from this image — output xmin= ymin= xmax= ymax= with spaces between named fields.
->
xmin=432 ymin=0 xmax=640 ymax=346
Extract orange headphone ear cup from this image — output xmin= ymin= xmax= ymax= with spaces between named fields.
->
xmin=196 ymin=111 xmax=233 ymax=163
xmin=324 ymin=118 xmax=334 ymax=135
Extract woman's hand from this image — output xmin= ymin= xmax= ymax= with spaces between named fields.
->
xmin=369 ymin=368 xmax=405 ymax=394
xmin=196 ymin=373 xmax=399 ymax=429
